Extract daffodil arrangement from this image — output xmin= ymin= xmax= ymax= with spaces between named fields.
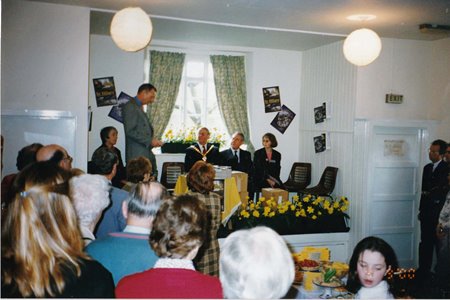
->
xmin=162 ymin=126 xmax=227 ymax=146
xmin=229 ymin=194 xmax=350 ymax=235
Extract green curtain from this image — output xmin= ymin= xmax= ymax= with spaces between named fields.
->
xmin=148 ymin=50 xmax=185 ymax=139
xmin=210 ymin=55 xmax=255 ymax=153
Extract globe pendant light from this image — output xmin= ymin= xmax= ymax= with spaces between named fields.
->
xmin=110 ymin=7 xmax=153 ymax=52
xmin=343 ymin=28 xmax=382 ymax=66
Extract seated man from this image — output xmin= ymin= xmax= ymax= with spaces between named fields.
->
xmin=220 ymin=132 xmax=254 ymax=195
xmin=36 ymin=143 xmax=73 ymax=170
xmin=184 ymin=127 xmax=221 ymax=172
xmin=86 ymin=181 xmax=169 ymax=285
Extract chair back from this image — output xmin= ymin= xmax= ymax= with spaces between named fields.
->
xmin=318 ymin=166 xmax=338 ymax=193
xmin=160 ymin=162 xmax=185 ymax=190
xmin=290 ymin=162 xmax=311 ymax=186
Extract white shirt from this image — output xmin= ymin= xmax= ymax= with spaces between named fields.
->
xmin=123 ymin=225 xmax=151 ymax=235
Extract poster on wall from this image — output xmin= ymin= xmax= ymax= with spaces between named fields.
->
xmin=314 ymin=102 xmax=327 ymax=123
xmin=263 ymin=86 xmax=282 ymax=113
xmin=93 ymin=76 xmax=118 ymax=107
xmin=270 ymin=105 xmax=296 ymax=134
xmin=314 ymin=133 xmax=327 ymax=153
xmin=108 ymin=92 xmax=133 ymax=123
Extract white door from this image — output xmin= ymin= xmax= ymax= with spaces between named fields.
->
xmin=366 ymin=125 xmax=424 ymax=267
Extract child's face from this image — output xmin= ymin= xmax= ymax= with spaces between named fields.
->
xmin=356 ymin=250 xmax=388 ymax=288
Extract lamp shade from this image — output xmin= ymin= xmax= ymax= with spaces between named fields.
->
xmin=343 ymin=28 xmax=382 ymax=66
xmin=110 ymin=7 xmax=153 ymax=52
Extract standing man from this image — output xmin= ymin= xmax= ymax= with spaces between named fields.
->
xmin=220 ymin=132 xmax=254 ymax=196
xmin=184 ymin=127 xmax=221 ymax=172
xmin=417 ymin=139 xmax=449 ymax=285
xmin=122 ymin=83 xmax=162 ymax=179
xmin=445 ymin=143 xmax=450 ymax=165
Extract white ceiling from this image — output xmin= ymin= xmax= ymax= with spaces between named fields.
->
xmin=29 ymin=0 xmax=450 ymax=51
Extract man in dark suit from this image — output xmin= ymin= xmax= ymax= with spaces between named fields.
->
xmin=220 ymin=132 xmax=254 ymax=195
xmin=184 ymin=127 xmax=221 ymax=172
xmin=122 ymin=84 xmax=162 ymax=178
xmin=417 ymin=139 xmax=449 ymax=284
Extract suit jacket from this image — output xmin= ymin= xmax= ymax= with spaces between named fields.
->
xmin=220 ymin=148 xmax=253 ymax=174
xmin=253 ymin=148 xmax=283 ymax=190
xmin=122 ymin=98 xmax=153 ymax=164
xmin=184 ymin=143 xmax=221 ymax=172
xmin=95 ymin=186 xmax=127 ymax=239
xmin=419 ymin=160 xmax=449 ymax=215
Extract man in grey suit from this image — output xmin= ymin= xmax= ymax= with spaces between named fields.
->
xmin=122 ymin=83 xmax=163 ymax=178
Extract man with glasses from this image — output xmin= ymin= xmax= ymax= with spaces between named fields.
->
xmin=417 ymin=139 xmax=449 ymax=286
xmin=36 ymin=144 xmax=73 ymax=170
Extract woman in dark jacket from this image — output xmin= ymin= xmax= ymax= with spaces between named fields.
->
xmin=253 ymin=133 xmax=283 ymax=195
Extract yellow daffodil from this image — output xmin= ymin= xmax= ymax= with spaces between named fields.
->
xmin=290 ymin=204 xmax=295 ymax=211
xmin=328 ymin=208 xmax=334 ymax=214
xmin=307 ymin=206 xmax=314 ymax=214
xmin=252 ymin=210 xmax=260 ymax=218
xmin=312 ymin=215 xmax=317 ymax=220
xmin=269 ymin=211 xmax=275 ymax=217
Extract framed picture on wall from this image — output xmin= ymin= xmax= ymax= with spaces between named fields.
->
xmin=263 ymin=86 xmax=282 ymax=113
xmin=93 ymin=76 xmax=118 ymax=107
xmin=270 ymin=105 xmax=296 ymax=134
xmin=108 ymin=92 xmax=132 ymax=123
xmin=314 ymin=133 xmax=326 ymax=153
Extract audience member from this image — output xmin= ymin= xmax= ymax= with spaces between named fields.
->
xmin=346 ymin=236 xmax=398 ymax=299
xmin=122 ymin=83 xmax=162 ymax=178
xmin=70 ymin=173 xmax=111 ymax=246
xmin=94 ymin=126 xmax=126 ymax=188
xmin=445 ymin=143 xmax=450 ymax=164
xmin=1 ymin=142 xmax=43 ymax=212
xmin=86 ymin=181 xmax=169 ymax=285
xmin=187 ymin=161 xmax=221 ymax=276
xmin=435 ymin=171 xmax=450 ymax=293
xmin=90 ymin=147 xmax=128 ymax=238
xmin=122 ymin=156 xmax=153 ymax=192
xmin=1 ymin=161 xmax=114 ymax=297
xmin=253 ymin=132 xmax=284 ymax=195
xmin=417 ymin=139 xmax=449 ymax=284
xmin=220 ymin=226 xmax=294 ymax=299
xmin=115 ymin=194 xmax=223 ymax=298
xmin=184 ymin=127 xmax=221 ymax=172
xmin=220 ymin=131 xmax=254 ymax=196
xmin=36 ymin=143 xmax=73 ymax=170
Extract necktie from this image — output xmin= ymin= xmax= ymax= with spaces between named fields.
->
xmin=234 ymin=150 xmax=239 ymax=163
xmin=203 ymin=146 xmax=207 ymax=155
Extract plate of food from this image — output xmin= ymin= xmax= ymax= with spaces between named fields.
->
xmin=299 ymin=259 xmax=321 ymax=271
xmin=313 ymin=268 xmax=343 ymax=288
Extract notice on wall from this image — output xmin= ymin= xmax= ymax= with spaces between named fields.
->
xmin=93 ymin=76 xmax=118 ymax=107
xmin=263 ymin=86 xmax=282 ymax=113
xmin=384 ymin=140 xmax=405 ymax=157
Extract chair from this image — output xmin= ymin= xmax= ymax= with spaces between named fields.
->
xmin=160 ymin=162 xmax=185 ymax=193
xmin=298 ymin=166 xmax=338 ymax=199
xmin=283 ymin=162 xmax=311 ymax=194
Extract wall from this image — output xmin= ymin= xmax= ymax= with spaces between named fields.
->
xmin=2 ymin=0 xmax=90 ymax=169
xmin=356 ymin=37 xmax=450 ymax=141
xmin=88 ymin=35 xmax=302 ymax=181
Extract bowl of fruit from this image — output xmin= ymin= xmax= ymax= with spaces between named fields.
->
xmin=298 ymin=259 xmax=321 ymax=272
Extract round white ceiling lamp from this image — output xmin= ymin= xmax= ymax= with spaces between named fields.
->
xmin=343 ymin=15 xmax=382 ymax=67
xmin=110 ymin=7 xmax=153 ymax=52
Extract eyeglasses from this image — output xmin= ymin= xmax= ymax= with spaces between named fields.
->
xmin=429 ymin=149 xmax=440 ymax=154
xmin=63 ymin=155 xmax=73 ymax=163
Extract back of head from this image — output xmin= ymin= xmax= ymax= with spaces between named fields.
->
xmin=187 ymin=161 xmax=215 ymax=193
xmin=1 ymin=161 xmax=86 ymax=297
xmin=149 ymin=194 xmax=207 ymax=259
xmin=346 ymin=236 xmax=398 ymax=294
xmin=91 ymin=147 xmax=118 ymax=175
xmin=127 ymin=181 xmax=168 ymax=218
xmin=16 ymin=143 xmax=43 ymax=171
xmin=69 ymin=174 xmax=111 ymax=228
xmin=220 ymin=226 xmax=294 ymax=299
xmin=126 ymin=156 xmax=152 ymax=183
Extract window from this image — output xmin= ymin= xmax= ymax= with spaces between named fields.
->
xmin=164 ymin=54 xmax=230 ymax=145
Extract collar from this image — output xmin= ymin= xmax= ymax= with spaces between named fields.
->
xmin=80 ymin=225 xmax=95 ymax=243
xmin=232 ymin=148 xmax=240 ymax=154
xmin=123 ymin=225 xmax=151 ymax=235
xmin=134 ymin=96 xmax=143 ymax=106
xmin=198 ymin=142 xmax=207 ymax=149
xmin=433 ymin=159 xmax=442 ymax=167
xmin=154 ymin=258 xmax=195 ymax=270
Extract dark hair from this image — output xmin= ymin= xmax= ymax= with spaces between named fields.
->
xmin=233 ymin=132 xmax=245 ymax=140
xmin=346 ymin=236 xmax=398 ymax=296
xmin=149 ymin=195 xmax=207 ymax=258
xmin=91 ymin=147 xmax=118 ymax=175
xmin=263 ymin=132 xmax=278 ymax=148
xmin=126 ymin=156 xmax=152 ymax=183
xmin=431 ymin=139 xmax=448 ymax=155
xmin=49 ymin=150 xmax=65 ymax=165
xmin=137 ymin=83 xmax=157 ymax=94
xmin=16 ymin=143 xmax=43 ymax=170
xmin=100 ymin=126 xmax=117 ymax=145
xmin=187 ymin=161 xmax=215 ymax=194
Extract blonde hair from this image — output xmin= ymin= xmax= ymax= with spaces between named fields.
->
xmin=1 ymin=162 xmax=88 ymax=297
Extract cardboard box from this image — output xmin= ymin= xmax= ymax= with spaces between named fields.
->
xmin=261 ymin=188 xmax=288 ymax=203
xmin=231 ymin=171 xmax=248 ymax=192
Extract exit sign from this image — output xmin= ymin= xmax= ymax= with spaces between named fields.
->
xmin=385 ymin=93 xmax=403 ymax=104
